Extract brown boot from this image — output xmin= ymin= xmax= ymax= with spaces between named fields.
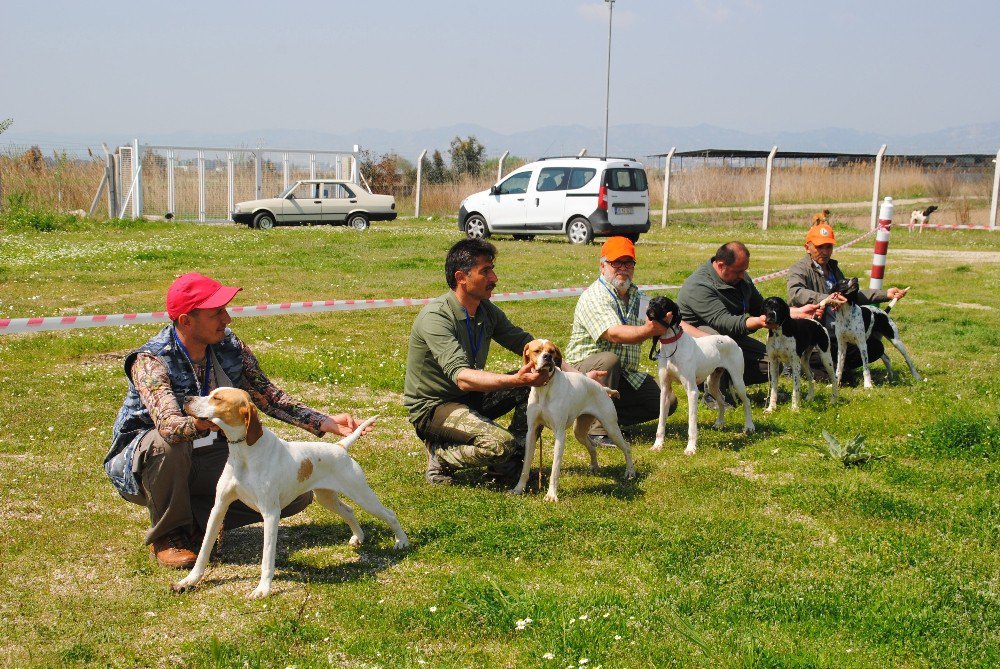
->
xmin=149 ymin=530 xmax=197 ymax=569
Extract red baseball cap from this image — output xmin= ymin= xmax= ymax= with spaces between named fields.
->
xmin=600 ymin=236 xmax=636 ymax=262
xmin=166 ymin=272 xmax=241 ymax=320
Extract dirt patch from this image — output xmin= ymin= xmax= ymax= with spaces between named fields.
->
xmin=725 ymin=463 xmax=766 ymax=481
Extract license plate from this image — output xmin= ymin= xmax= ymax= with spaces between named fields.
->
xmin=615 ymin=206 xmax=633 ymax=215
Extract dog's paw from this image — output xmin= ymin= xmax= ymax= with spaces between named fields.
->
xmin=170 ymin=579 xmax=197 ymax=594
xmin=744 ymin=423 xmax=756 ymax=434
xmin=394 ymin=537 xmax=410 ymax=550
xmin=713 ymin=419 xmax=725 ymax=430
xmin=349 ymin=534 xmax=363 ymax=548
xmin=249 ymin=584 xmax=271 ymax=599
xmin=510 ymin=484 xmax=526 ymax=496
xmin=543 ymin=492 xmax=559 ymax=503
xmin=764 ymin=405 xmax=776 ymax=414
xmin=684 ymin=445 xmax=697 ymax=456
xmin=624 ymin=468 xmax=636 ymax=480
xmin=650 ymin=440 xmax=664 ymax=451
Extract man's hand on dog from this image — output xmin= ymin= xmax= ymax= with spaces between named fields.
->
xmin=194 ymin=418 xmax=219 ymax=432
xmin=322 ymin=413 xmax=374 ymax=438
xmin=514 ymin=361 xmax=552 ymax=387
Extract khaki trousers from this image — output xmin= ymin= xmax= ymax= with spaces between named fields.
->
xmin=120 ymin=430 xmax=312 ymax=545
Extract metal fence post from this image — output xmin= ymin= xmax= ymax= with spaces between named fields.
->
xmin=132 ymin=139 xmax=143 ymax=218
xmin=990 ymin=148 xmax=1000 ymax=230
xmin=106 ymin=153 xmax=118 ymax=218
xmin=197 ymin=150 xmax=206 ymax=222
xmin=167 ymin=150 xmax=175 ymax=217
xmin=255 ymin=152 xmax=263 ymax=200
xmin=761 ymin=146 xmax=777 ymax=230
xmin=870 ymin=144 xmax=888 ymax=230
xmin=414 ymin=149 xmax=427 ymax=218
xmin=660 ymin=146 xmax=675 ymax=228
xmin=227 ymin=151 xmax=235 ymax=221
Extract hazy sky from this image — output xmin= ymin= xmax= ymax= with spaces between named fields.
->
xmin=3 ymin=0 xmax=997 ymax=138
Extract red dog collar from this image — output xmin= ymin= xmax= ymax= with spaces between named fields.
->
xmin=659 ymin=331 xmax=683 ymax=345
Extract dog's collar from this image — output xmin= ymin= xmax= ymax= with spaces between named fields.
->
xmin=227 ymin=438 xmax=248 ymax=446
xmin=659 ymin=330 xmax=683 ymax=345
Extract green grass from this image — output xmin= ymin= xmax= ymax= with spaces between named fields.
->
xmin=1 ymin=215 xmax=999 ymax=667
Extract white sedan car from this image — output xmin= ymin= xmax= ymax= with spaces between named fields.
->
xmin=232 ymin=180 xmax=396 ymax=230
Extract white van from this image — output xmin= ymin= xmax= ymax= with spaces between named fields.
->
xmin=457 ymin=156 xmax=650 ymax=244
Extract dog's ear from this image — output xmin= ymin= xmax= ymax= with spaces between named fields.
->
xmin=551 ymin=344 xmax=563 ymax=369
xmin=242 ymin=403 xmax=263 ymax=446
xmin=522 ymin=342 xmax=532 ymax=366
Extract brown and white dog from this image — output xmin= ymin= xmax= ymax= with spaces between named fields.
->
xmin=172 ymin=387 xmax=408 ymax=598
xmin=511 ymin=339 xmax=635 ymax=503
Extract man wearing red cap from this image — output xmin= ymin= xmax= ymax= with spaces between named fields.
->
xmin=565 ymin=236 xmax=692 ymax=445
xmin=105 ymin=272 xmax=369 ymax=568
xmin=787 ymin=223 xmax=908 ymax=378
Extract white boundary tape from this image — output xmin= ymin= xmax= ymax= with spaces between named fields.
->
xmin=909 ymin=223 xmax=997 ymax=231
xmin=0 ymin=230 xmax=876 ymax=336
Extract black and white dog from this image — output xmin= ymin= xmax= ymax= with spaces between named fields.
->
xmin=646 ymin=296 xmax=754 ymax=456
xmin=831 ymin=278 xmax=922 ymax=388
xmin=762 ymin=296 xmax=837 ymax=412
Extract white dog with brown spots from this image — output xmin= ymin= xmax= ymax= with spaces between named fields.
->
xmin=172 ymin=387 xmax=408 ymax=598
xmin=511 ymin=339 xmax=635 ymax=503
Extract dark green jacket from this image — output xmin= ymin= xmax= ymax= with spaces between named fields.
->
xmin=677 ymin=260 xmax=764 ymax=339
xmin=403 ymin=292 xmax=533 ymax=427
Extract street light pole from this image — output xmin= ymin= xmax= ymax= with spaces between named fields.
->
xmin=603 ymin=0 xmax=615 ymax=159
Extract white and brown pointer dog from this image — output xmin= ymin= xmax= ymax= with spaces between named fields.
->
xmin=646 ymin=296 xmax=755 ymax=456
xmin=763 ymin=296 xmax=837 ymax=412
xmin=511 ymin=339 xmax=635 ymax=503
xmin=173 ymin=387 xmax=408 ymax=598
xmin=831 ymin=278 xmax=922 ymax=388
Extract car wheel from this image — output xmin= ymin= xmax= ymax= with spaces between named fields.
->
xmin=252 ymin=212 xmax=275 ymax=230
xmin=348 ymin=213 xmax=370 ymax=231
xmin=512 ymin=234 xmax=536 ymax=241
xmin=465 ymin=214 xmax=490 ymax=239
xmin=566 ymin=217 xmax=594 ymax=245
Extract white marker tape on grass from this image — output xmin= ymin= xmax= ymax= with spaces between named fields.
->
xmin=0 ymin=230 xmax=874 ymax=336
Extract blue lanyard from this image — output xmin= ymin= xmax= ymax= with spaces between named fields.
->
xmin=463 ymin=308 xmax=485 ymax=369
xmin=172 ymin=328 xmax=213 ymax=396
xmin=599 ymin=278 xmax=635 ymax=325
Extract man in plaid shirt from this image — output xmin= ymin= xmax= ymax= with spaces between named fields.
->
xmin=565 ymin=237 xmax=694 ymax=445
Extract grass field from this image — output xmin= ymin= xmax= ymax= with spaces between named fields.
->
xmin=1 ymin=213 xmax=998 ymax=668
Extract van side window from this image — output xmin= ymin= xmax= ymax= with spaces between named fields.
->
xmin=536 ymin=167 xmax=570 ymax=192
xmin=497 ymin=171 xmax=531 ymax=195
xmin=605 ymin=168 xmax=648 ymax=192
xmin=568 ymin=168 xmax=597 ymax=190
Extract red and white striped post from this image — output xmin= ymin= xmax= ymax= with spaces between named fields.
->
xmin=870 ymin=196 xmax=894 ymax=289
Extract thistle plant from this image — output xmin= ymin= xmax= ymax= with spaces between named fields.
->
xmin=813 ymin=430 xmax=886 ymax=467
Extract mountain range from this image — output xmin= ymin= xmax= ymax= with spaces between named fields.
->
xmin=4 ymin=122 xmax=999 ymax=161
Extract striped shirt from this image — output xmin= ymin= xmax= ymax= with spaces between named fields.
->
xmin=565 ymin=279 xmax=648 ymax=389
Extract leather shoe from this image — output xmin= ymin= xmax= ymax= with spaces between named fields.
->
xmin=149 ymin=530 xmax=197 ymax=569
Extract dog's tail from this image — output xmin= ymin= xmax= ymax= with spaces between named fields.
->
xmin=335 ymin=415 xmax=378 ymax=449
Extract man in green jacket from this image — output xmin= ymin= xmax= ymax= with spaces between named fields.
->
xmin=403 ymin=239 xmax=553 ymax=485
xmin=678 ymin=241 xmax=820 ymax=390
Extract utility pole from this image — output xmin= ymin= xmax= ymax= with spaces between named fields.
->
xmin=603 ymin=0 xmax=615 ymax=159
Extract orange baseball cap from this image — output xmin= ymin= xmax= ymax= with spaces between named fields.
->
xmin=600 ymin=236 xmax=636 ymax=262
xmin=806 ymin=223 xmax=837 ymax=246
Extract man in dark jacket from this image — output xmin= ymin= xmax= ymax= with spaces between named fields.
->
xmin=678 ymin=241 xmax=820 ymax=389
xmin=105 ymin=272 xmax=369 ymax=569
